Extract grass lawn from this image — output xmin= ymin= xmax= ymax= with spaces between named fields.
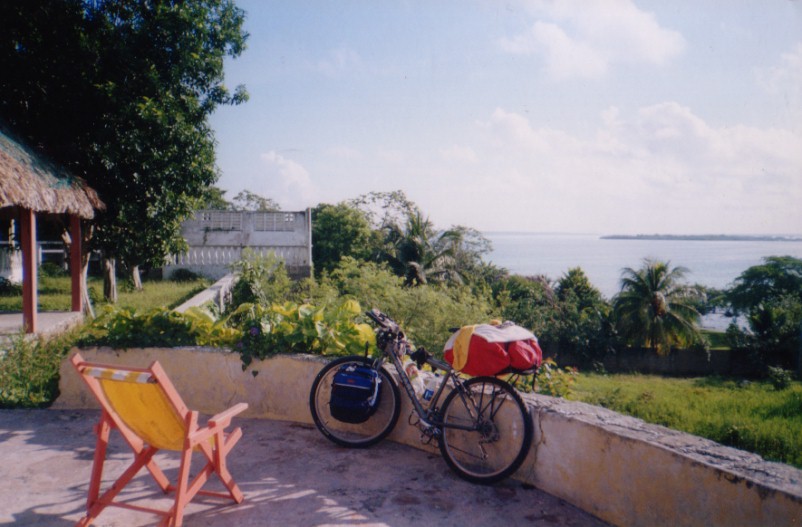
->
xmin=570 ymin=373 xmax=802 ymax=469
xmin=0 ymin=275 xmax=210 ymax=312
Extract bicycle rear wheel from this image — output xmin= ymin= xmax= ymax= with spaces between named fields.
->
xmin=439 ymin=376 xmax=532 ymax=484
xmin=309 ymin=356 xmax=401 ymax=448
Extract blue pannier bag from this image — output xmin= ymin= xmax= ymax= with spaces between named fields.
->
xmin=329 ymin=363 xmax=382 ymax=424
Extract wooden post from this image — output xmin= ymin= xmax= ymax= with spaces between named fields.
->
xmin=20 ymin=208 xmax=37 ymax=333
xmin=70 ymin=216 xmax=82 ymax=312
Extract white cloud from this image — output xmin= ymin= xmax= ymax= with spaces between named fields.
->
xmin=499 ymin=0 xmax=685 ymax=80
xmin=258 ymin=151 xmax=319 ymax=209
xmin=441 ymin=104 xmax=802 ymax=233
xmin=757 ymin=42 xmax=802 ymax=127
xmin=440 ymin=145 xmax=478 ymax=163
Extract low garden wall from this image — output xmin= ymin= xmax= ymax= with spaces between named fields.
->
xmin=55 ymin=347 xmax=802 ymax=527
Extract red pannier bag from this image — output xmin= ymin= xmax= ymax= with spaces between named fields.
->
xmin=443 ymin=322 xmax=543 ymax=376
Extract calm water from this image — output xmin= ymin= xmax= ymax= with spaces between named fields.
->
xmin=485 ymin=232 xmax=802 ymax=300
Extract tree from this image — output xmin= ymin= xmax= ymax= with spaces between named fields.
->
xmin=554 ymin=268 xmax=615 ymax=366
xmin=612 ymin=259 xmax=703 ymax=354
xmin=727 ymin=256 xmax=802 ymax=313
xmin=383 ymin=211 xmax=463 ymax=286
xmin=231 ymin=190 xmax=280 ymax=212
xmin=0 ymin=0 xmax=248 ymax=297
xmin=725 ymin=256 xmax=802 ymax=373
xmin=311 ymin=202 xmax=375 ymax=277
xmin=197 ymin=185 xmax=234 ymax=210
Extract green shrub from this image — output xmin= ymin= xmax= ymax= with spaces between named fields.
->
xmin=229 ymin=249 xmax=291 ymax=307
xmin=78 ymin=306 xmax=240 ymax=349
xmin=313 ymin=257 xmax=493 ymax=353
xmin=767 ymin=366 xmax=793 ymax=390
xmin=170 ymin=268 xmax=204 ymax=282
xmin=228 ymin=299 xmax=375 ymax=368
xmin=0 ymin=277 xmax=22 ymax=297
xmin=0 ymin=331 xmax=75 ymax=408
xmin=535 ymin=358 xmax=579 ymax=397
xmin=39 ymin=261 xmax=68 ymax=277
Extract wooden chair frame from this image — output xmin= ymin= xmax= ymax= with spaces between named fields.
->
xmin=71 ymin=352 xmax=248 ymax=527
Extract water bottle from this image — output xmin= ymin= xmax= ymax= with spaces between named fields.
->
xmin=422 ymin=372 xmax=439 ymax=404
xmin=405 ymin=361 xmax=424 ymax=397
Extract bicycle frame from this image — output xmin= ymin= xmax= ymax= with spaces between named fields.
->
xmin=373 ymin=331 xmax=478 ymax=434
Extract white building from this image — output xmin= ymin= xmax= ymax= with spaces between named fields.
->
xmin=164 ymin=209 xmax=312 ymax=280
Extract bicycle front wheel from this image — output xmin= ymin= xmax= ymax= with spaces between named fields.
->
xmin=439 ymin=376 xmax=533 ymax=484
xmin=309 ymin=356 xmax=401 ymax=448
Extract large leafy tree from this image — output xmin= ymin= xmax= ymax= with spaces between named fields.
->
xmin=554 ymin=268 xmax=615 ymax=365
xmin=0 ymin=0 xmax=247 ymax=298
xmin=311 ymin=202 xmax=376 ymax=277
xmin=612 ymin=259 xmax=703 ymax=354
xmin=725 ymin=256 xmax=802 ymax=372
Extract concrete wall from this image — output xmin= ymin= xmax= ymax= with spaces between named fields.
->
xmin=163 ymin=210 xmax=312 ymax=280
xmin=55 ymin=347 xmax=802 ymax=527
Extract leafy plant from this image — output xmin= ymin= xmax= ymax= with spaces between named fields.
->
xmin=535 ymin=358 xmax=579 ymax=397
xmin=229 ymin=249 xmax=291 ymax=307
xmin=0 ymin=331 xmax=75 ymax=408
xmin=227 ymin=299 xmax=375 ymax=368
xmin=767 ymin=366 xmax=793 ymax=391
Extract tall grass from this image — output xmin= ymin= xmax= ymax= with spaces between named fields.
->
xmin=570 ymin=373 xmax=802 ymax=468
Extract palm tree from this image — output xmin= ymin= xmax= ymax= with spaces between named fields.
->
xmin=612 ymin=259 xmax=703 ymax=354
xmin=383 ymin=212 xmax=461 ymax=285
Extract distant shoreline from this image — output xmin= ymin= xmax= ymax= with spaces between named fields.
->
xmin=601 ymin=234 xmax=802 ymax=242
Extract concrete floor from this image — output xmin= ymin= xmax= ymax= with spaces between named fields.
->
xmin=0 ymin=311 xmax=82 ymax=337
xmin=1 ymin=409 xmax=608 ymax=527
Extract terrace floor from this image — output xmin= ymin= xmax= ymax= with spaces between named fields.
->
xmin=1 ymin=409 xmax=608 ymax=526
xmin=0 ymin=311 xmax=82 ymax=338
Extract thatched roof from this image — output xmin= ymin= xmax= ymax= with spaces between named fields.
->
xmin=0 ymin=128 xmax=104 ymax=219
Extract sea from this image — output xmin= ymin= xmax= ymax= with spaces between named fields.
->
xmin=484 ymin=232 xmax=802 ymax=331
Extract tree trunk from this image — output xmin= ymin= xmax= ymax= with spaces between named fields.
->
xmin=132 ymin=265 xmax=143 ymax=290
xmin=103 ymin=257 xmax=117 ymax=303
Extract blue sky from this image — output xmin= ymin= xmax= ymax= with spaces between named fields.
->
xmin=210 ymin=0 xmax=802 ymax=235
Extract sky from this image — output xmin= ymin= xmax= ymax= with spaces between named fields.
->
xmin=210 ymin=0 xmax=802 ymax=235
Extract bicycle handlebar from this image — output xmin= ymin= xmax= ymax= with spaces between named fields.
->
xmin=367 ymin=309 xmax=439 ymax=369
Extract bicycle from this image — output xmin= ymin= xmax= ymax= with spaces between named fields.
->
xmin=309 ymin=308 xmax=534 ymax=484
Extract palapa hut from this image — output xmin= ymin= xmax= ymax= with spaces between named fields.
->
xmin=0 ymin=126 xmax=104 ymax=333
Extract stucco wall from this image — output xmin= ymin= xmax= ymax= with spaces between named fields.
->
xmin=56 ymin=347 xmax=802 ymax=527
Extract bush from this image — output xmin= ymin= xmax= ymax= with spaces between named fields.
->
xmin=313 ymin=257 xmax=493 ymax=353
xmin=229 ymin=249 xmax=291 ymax=307
xmin=78 ymin=306 xmax=240 ymax=349
xmin=228 ymin=299 xmax=375 ymax=368
xmin=535 ymin=358 xmax=579 ymax=397
xmin=0 ymin=277 xmax=22 ymax=297
xmin=767 ymin=366 xmax=793 ymax=390
xmin=39 ymin=261 xmax=68 ymax=277
xmin=0 ymin=331 xmax=75 ymax=408
xmin=170 ymin=268 xmax=204 ymax=282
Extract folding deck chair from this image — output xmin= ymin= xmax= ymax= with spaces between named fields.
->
xmin=70 ymin=352 xmax=248 ymax=527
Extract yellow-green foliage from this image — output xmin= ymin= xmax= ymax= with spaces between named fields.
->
xmin=229 ymin=299 xmax=376 ymax=368
xmin=571 ymin=373 xmax=802 ymax=468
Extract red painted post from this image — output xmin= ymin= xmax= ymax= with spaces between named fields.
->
xmin=20 ymin=208 xmax=37 ymax=333
xmin=70 ymin=216 xmax=82 ymax=312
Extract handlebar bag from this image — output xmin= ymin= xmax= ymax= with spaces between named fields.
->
xmin=444 ymin=323 xmax=543 ymax=376
xmin=329 ymin=363 xmax=382 ymax=423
